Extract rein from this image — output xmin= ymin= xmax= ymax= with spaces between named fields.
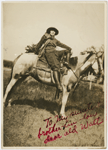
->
xmin=70 ymin=67 xmax=79 ymax=80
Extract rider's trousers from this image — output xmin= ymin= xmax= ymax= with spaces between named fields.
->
xmin=45 ymin=50 xmax=69 ymax=71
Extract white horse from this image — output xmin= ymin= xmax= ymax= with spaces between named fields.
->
xmin=3 ymin=50 xmax=103 ymax=117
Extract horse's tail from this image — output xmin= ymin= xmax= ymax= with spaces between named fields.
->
xmin=13 ymin=53 xmax=23 ymax=66
xmin=10 ymin=53 xmax=23 ymax=80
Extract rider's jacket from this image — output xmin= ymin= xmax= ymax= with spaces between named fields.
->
xmin=35 ymin=33 xmax=72 ymax=53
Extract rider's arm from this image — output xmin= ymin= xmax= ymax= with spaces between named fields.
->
xmin=56 ymin=39 xmax=72 ymax=52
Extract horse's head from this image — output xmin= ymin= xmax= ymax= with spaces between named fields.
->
xmin=80 ymin=48 xmax=94 ymax=55
xmin=80 ymin=46 xmax=104 ymax=58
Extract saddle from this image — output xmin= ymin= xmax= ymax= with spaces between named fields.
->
xmin=35 ymin=54 xmax=68 ymax=84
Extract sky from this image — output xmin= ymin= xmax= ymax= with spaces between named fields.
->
xmin=3 ymin=2 xmax=105 ymax=61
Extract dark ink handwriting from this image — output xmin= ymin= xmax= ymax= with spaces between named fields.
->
xmin=44 ymin=134 xmax=62 ymax=144
xmin=62 ymin=120 xmax=77 ymax=129
xmin=38 ymin=123 xmax=61 ymax=139
xmin=43 ymin=117 xmax=52 ymax=128
xmin=55 ymin=115 xmax=68 ymax=123
xmin=80 ymin=117 xmax=104 ymax=130
xmin=79 ymin=112 xmax=97 ymax=120
xmin=70 ymin=102 xmax=100 ymax=117
xmin=64 ymin=125 xmax=78 ymax=136
xmin=38 ymin=102 xmax=102 ymax=144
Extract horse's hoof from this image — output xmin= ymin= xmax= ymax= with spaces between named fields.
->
xmin=59 ymin=113 xmax=66 ymax=119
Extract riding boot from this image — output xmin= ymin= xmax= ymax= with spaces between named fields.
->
xmin=64 ymin=52 xmax=71 ymax=69
xmin=53 ymin=71 xmax=63 ymax=92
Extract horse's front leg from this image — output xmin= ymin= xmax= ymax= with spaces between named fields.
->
xmin=60 ymin=85 xmax=69 ymax=118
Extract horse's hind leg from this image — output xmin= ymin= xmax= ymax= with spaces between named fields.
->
xmin=3 ymin=78 xmax=18 ymax=107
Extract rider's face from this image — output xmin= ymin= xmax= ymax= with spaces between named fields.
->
xmin=50 ymin=30 xmax=56 ymax=37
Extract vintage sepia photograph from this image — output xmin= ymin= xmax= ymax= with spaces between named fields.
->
xmin=2 ymin=1 xmax=107 ymax=148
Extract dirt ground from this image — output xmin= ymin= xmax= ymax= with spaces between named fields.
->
xmin=3 ymin=68 xmax=105 ymax=147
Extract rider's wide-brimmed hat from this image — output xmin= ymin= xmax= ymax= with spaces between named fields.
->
xmin=46 ymin=27 xmax=59 ymax=35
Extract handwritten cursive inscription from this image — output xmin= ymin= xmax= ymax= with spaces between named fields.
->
xmin=44 ymin=117 xmax=52 ymax=128
xmin=44 ymin=134 xmax=62 ymax=144
xmin=69 ymin=103 xmax=100 ymax=117
xmin=38 ymin=123 xmax=61 ymax=139
xmin=38 ymin=102 xmax=103 ymax=144
xmin=79 ymin=112 xmax=97 ymax=120
xmin=64 ymin=125 xmax=78 ymax=136
xmin=81 ymin=117 xmax=104 ymax=130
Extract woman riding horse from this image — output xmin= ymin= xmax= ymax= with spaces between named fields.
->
xmin=35 ymin=27 xmax=72 ymax=92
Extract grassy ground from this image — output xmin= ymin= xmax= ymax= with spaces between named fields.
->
xmin=3 ymin=60 xmax=13 ymax=68
xmin=3 ymin=68 xmax=105 ymax=147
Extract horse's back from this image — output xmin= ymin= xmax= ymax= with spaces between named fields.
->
xmin=15 ymin=53 xmax=38 ymax=64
